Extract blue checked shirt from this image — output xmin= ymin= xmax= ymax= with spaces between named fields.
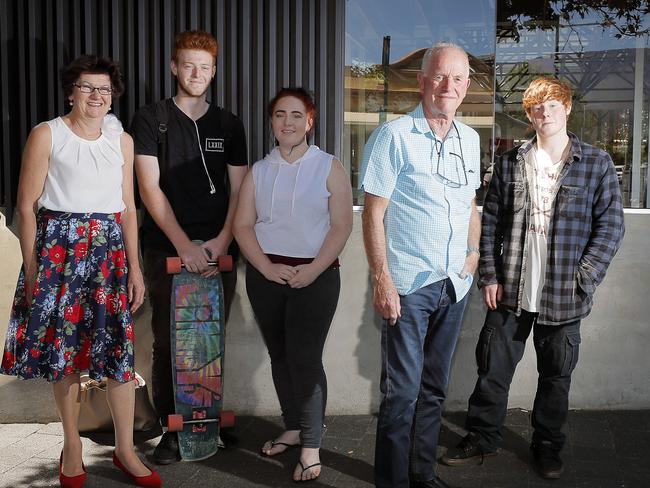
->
xmin=479 ymin=134 xmax=625 ymax=325
xmin=359 ymin=103 xmax=481 ymax=298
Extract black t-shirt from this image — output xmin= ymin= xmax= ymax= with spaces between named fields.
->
xmin=130 ymin=99 xmax=248 ymax=253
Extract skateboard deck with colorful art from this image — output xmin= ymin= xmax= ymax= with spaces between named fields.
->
xmin=166 ymin=255 xmax=235 ymax=461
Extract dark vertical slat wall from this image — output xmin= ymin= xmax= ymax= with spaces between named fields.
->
xmin=0 ymin=0 xmax=11 ymax=219
xmin=0 ymin=0 xmax=345 ymax=224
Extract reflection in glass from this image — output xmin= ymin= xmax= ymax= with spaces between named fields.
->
xmin=494 ymin=1 xmax=650 ymax=208
xmin=344 ymin=0 xmax=497 ymax=204
xmin=345 ymin=1 xmax=649 ymax=208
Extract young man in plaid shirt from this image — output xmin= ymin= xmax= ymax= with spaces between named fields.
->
xmin=441 ymin=77 xmax=625 ymax=479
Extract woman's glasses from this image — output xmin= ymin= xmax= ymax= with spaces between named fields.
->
xmin=73 ymin=82 xmax=113 ymax=95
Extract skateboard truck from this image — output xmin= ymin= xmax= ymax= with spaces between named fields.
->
xmin=166 ymin=255 xmax=234 ymax=274
xmin=167 ymin=410 xmax=235 ymax=433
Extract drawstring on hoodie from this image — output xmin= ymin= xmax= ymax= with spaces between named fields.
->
xmin=269 ymin=164 xmax=280 ymax=222
xmin=266 ymin=146 xmax=311 ymax=222
xmin=291 ymin=162 xmax=302 ymax=216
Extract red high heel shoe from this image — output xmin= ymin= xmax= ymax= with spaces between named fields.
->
xmin=59 ymin=451 xmax=87 ymax=488
xmin=112 ymin=451 xmax=162 ymax=487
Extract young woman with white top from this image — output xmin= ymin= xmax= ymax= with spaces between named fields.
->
xmin=233 ymin=87 xmax=352 ymax=482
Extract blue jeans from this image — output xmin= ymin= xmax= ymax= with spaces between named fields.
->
xmin=375 ymin=278 xmax=468 ymax=488
xmin=465 ymin=307 xmax=581 ymax=452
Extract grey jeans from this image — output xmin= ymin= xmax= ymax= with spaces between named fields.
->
xmin=245 ymin=263 xmax=340 ymax=448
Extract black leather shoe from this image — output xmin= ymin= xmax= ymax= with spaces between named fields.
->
xmin=153 ymin=432 xmax=180 ymax=465
xmin=410 ymin=476 xmax=457 ymax=488
xmin=440 ymin=432 xmax=497 ymax=466
xmin=531 ymin=441 xmax=564 ymax=479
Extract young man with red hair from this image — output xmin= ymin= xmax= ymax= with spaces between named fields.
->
xmin=131 ymin=30 xmax=248 ymax=464
xmin=441 ymin=77 xmax=624 ymax=479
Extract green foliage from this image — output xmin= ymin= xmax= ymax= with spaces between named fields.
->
xmin=349 ymin=60 xmax=386 ymax=81
xmin=498 ymin=0 xmax=649 ymax=41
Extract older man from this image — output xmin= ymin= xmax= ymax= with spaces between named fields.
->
xmin=441 ymin=77 xmax=624 ymax=480
xmin=360 ymin=43 xmax=481 ymax=488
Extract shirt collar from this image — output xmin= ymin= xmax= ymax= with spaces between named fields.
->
xmin=410 ymin=103 xmax=461 ymax=141
xmin=517 ymin=131 xmax=583 ymax=164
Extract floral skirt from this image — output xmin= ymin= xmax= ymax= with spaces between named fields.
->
xmin=1 ymin=210 xmax=135 ymax=382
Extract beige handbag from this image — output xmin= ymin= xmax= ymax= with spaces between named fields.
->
xmin=78 ymin=372 xmax=158 ymax=432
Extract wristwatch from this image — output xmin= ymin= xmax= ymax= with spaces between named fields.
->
xmin=466 ymin=247 xmax=480 ymax=257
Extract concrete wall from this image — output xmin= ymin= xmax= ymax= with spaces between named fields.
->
xmin=1 ymin=211 xmax=649 ymax=422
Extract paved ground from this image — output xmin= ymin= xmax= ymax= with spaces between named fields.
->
xmin=0 ymin=410 xmax=648 ymax=487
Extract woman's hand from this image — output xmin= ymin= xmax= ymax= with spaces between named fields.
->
xmin=23 ymin=273 xmax=37 ymax=306
xmin=23 ymin=251 xmax=38 ymax=306
xmin=127 ymin=267 xmax=146 ymax=313
xmin=287 ymin=263 xmax=320 ymax=289
xmin=262 ymin=263 xmax=297 ymax=285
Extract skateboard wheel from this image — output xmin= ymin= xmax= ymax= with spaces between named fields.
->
xmin=219 ymin=410 xmax=235 ymax=428
xmin=167 ymin=414 xmax=184 ymax=432
xmin=217 ymin=255 xmax=233 ymax=272
xmin=166 ymin=257 xmax=183 ymax=274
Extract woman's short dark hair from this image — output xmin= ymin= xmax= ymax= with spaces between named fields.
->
xmin=268 ymin=87 xmax=317 ymax=137
xmin=61 ymin=55 xmax=125 ymax=99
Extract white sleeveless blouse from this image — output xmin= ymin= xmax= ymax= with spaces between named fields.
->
xmin=253 ymin=145 xmax=333 ymax=258
xmin=38 ymin=114 xmax=126 ymax=213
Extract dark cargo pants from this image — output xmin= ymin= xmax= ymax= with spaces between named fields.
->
xmin=465 ymin=306 xmax=581 ymax=452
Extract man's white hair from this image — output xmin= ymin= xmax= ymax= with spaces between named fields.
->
xmin=421 ymin=42 xmax=469 ymax=73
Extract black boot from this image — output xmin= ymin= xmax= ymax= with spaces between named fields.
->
xmin=153 ymin=432 xmax=181 ymax=465
xmin=531 ymin=440 xmax=564 ymax=479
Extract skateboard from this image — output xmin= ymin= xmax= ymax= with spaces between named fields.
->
xmin=166 ymin=254 xmax=235 ymax=461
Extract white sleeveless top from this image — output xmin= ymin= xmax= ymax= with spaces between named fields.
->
xmin=38 ymin=114 xmax=126 ymax=213
xmin=253 ymin=145 xmax=333 ymax=258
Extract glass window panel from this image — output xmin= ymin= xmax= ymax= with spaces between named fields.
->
xmin=494 ymin=1 xmax=650 ymax=208
xmin=344 ymin=0 xmax=497 ymax=205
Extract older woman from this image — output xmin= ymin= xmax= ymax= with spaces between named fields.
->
xmin=1 ymin=55 xmax=161 ymax=488
xmin=233 ymin=87 xmax=353 ymax=482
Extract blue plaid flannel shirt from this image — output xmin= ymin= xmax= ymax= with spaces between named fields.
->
xmin=479 ymin=133 xmax=625 ymax=325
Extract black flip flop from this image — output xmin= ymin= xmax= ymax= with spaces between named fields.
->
xmin=294 ymin=460 xmax=322 ymax=482
xmin=261 ymin=439 xmax=301 ymax=456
